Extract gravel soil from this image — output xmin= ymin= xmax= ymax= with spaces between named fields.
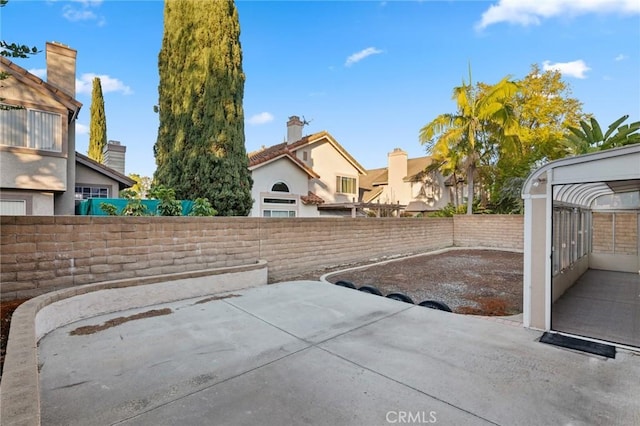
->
xmin=299 ymin=249 xmax=524 ymax=316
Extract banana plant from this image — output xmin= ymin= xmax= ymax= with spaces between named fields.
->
xmin=565 ymin=115 xmax=639 ymax=154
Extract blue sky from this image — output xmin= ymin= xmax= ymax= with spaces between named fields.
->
xmin=3 ymin=0 xmax=639 ymax=178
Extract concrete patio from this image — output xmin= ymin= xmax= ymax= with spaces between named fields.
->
xmin=38 ymin=280 xmax=640 ymax=426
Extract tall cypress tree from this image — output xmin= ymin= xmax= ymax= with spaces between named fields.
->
xmin=88 ymin=77 xmax=107 ymax=163
xmin=154 ymin=0 xmax=253 ymax=216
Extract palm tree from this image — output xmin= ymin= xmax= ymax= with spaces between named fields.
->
xmin=420 ymin=69 xmax=520 ymax=214
xmin=563 ymin=115 xmax=639 ymax=155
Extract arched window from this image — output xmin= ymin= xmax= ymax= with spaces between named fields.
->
xmin=271 ymin=182 xmax=289 ymax=192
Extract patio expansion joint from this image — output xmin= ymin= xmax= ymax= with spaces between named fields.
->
xmin=110 ymin=300 xmax=417 ymax=425
xmin=315 ymin=344 xmax=501 ymax=426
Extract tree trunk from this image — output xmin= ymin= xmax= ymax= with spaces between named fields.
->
xmin=466 ymin=164 xmax=474 ymax=215
xmin=452 ymin=172 xmax=458 ymax=208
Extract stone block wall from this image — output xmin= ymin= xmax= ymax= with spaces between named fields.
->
xmin=0 ymin=217 xmax=261 ymax=301
xmin=259 ymin=218 xmax=454 ymax=280
xmin=453 ymin=215 xmax=524 ymax=250
xmin=0 ymin=215 xmax=524 ymax=301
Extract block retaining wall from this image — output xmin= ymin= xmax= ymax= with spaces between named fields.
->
xmin=1 ymin=215 xmax=524 ymax=302
xmin=453 ymin=215 xmax=524 ymax=249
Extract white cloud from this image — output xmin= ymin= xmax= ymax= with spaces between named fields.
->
xmin=28 ymin=68 xmax=47 ymax=79
xmin=74 ymin=0 xmax=103 ymax=6
xmin=476 ymin=0 xmax=640 ymax=30
xmin=248 ymin=112 xmax=274 ymax=126
xmin=76 ymin=122 xmax=89 ymax=135
xmin=345 ymin=47 xmax=383 ymax=67
xmin=62 ymin=0 xmax=105 ymax=24
xmin=62 ymin=6 xmax=96 ymax=21
xmin=542 ymin=60 xmax=591 ymax=79
xmin=615 ymin=53 xmax=628 ymax=61
xmin=76 ymin=73 xmax=133 ymax=95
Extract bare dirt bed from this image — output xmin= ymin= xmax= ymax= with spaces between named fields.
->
xmin=304 ymin=249 xmax=524 ymax=316
xmin=0 ymin=298 xmax=27 ymax=379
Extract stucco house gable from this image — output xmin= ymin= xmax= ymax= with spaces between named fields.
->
xmin=75 ymin=152 xmax=135 ymax=201
xmin=359 ymin=148 xmax=452 ymax=215
xmin=248 ymin=142 xmax=319 ymax=179
xmin=0 ymin=42 xmax=132 ymax=215
xmin=0 ymin=55 xmax=82 ymax=118
xmin=247 ymin=116 xmax=366 ymax=217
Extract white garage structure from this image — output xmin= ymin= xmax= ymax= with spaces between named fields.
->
xmin=522 ymin=144 xmax=640 ymax=349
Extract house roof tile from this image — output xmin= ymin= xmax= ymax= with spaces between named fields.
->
xmin=248 ymin=130 xmax=367 ymax=179
xmin=248 ymin=142 xmax=320 ymax=179
xmin=300 ymin=191 xmax=325 ymax=205
xmin=358 ymin=156 xmax=435 ymax=202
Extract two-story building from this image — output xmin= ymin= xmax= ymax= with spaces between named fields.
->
xmin=248 ymin=116 xmax=367 ymax=217
xmin=359 ymin=148 xmax=453 ymax=216
xmin=248 ymin=118 xmax=458 ymax=217
xmin=0 ymin=42 xmax=133 ymax=215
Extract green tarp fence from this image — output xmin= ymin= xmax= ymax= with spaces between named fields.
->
xmin=76 ymin=198 xmax=195 ymax=216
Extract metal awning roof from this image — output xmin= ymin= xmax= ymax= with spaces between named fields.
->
xmin=523 ymin=144 xmax=640 ymax=209
xmin=553 ymin=180 xmax=640 ymax=207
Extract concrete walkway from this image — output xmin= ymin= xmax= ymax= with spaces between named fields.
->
xmin=39 ymin=281 xmax=640 ymax=426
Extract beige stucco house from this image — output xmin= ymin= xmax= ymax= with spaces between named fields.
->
xmin=0 ymin=42 xmax=133 ymax=215
xmin=248 ymin=116 xmax=366 ymax=217
xmin=359 ymin=148 xmax=453 ymax=216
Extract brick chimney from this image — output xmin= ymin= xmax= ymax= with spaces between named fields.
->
xmin=46 ymin=42 xmax=77 ymax=97
xmin=287 ymin=115 xmax=303 ymax=144
xmin=103 ymin=140 xmax=126 ymax=174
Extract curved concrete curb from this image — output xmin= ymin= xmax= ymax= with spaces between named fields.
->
xmin=320 ymin=246 xmax=523 ymax=284
xmin=0 ymin=260 xmax=268 ymax=426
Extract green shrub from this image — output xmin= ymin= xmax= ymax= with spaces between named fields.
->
xmin=189 ymin=198 xmax=217 ymax=216
xmin=150 ymin=184 xmax=182 ymax=216
xmin=123 ymin=198 xmax=148 ymax=216
xmin=99 ymin=202 xmax=118 ymax=216
xmin=119 ymin=188 xmax=138 ymax=200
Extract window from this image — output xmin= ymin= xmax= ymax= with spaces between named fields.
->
xmin=271 ymin=182 xmax=290 ymax=192
xmin=263 ymin=210 xmax=296 ymax=217
xmin=263 ymin=198 xmax=296 ymax=204
xmin=336 ymin=176 xmax=356 ymax=194
xmin=75 ymin=186 xmax=109 ymax=199
xmin=0 ymin=200 xmax=26 ymax=215
xmin=0 ymin=107 xmax=62 ymax=151
xmin=302 ymin=151 xmax=308 ymax=161
xmin=552 ymin=205 xmax=590 ymax=277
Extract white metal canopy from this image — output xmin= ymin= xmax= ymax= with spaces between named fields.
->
xmin=521 ymin=143 xmax=640 ymax=331
xmin=522 ymin=144 xmax=640 ymax=209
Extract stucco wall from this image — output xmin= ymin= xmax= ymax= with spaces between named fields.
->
xmin=0 ymin=150 xmax=67 ymax=191
xmin=0 ymin=190 xmax=55 ymax=215
xmin=0 ymin=215 xmax=524 ymax=302
xmin=249 ymin=157 xmax=315 ymax=217
xmin=308 ymin=141 xmax=360 ymax=204
xmin=75 ymin=162 xmax=122 ymax=198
